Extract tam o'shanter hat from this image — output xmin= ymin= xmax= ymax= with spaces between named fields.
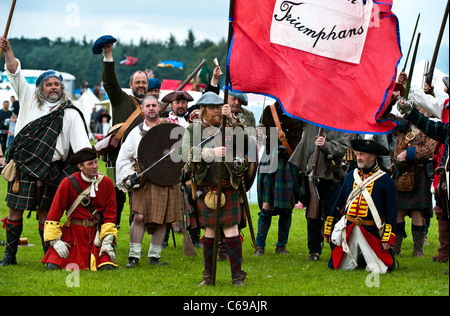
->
xmin=92 ymin=35 xmax=117 ymax=55
xmin=70 ymin=147 xmax=98 ymax=165
xmin=196 ymin=91 xmax=224 ymax=107
xmin=443 ymin=76 xmax=449 ymax=90
xmin=161 ymin=91 xmax=194 ymax=103
xmin=351 ymin=135 xmax=389 ymax=156
xmin=229 ymin=91 xmax=248 ymax=105
xmin=35 ymin=70 xmax=63 ymax=87
xmin=148 ymin=78 xmax=161 ymax=90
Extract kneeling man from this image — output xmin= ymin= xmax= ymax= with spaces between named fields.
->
xmin=324 ymin=136 xmax=398 ymax=273
xmin=42 ymin=147 xmax=118 ymax=270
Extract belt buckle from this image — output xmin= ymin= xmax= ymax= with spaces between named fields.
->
xmin=355 ymin=217 xmax=363 ymax=226
xmin=80 ymin=196 xmax=90 ymax=207
xmin=82 ymin=219 xmax=90 ymax=227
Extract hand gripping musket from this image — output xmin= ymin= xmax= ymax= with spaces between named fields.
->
xmin=160 ymin=59 xmax=206 ymax=114
xmin=0 ymin=0 xmax=17 ymax=60
xmin=306 ymin=127 xmax=324 ymax=220
xmin=211 ymin=0 xmax=235 ymax=286
xmin=424 ymin=0 xmax=449 ymax=87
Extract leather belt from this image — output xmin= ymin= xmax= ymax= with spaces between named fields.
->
xmin=67 ymin=218 xmax=98 ymax=227
xmin=345 ymin=214 xmax=375 ymax=226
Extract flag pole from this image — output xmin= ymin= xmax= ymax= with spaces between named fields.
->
xmin=0 ymin=0 xmax=17 ymax=60
xmin=211 ymin=0 xmax=235 ymax=286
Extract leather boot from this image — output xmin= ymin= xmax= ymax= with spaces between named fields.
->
xmin=39 ymin=225 xmax=49 ymax=255
xmin=231 ymin=270 xmax=247 ymax=287
xmin=0 ymin=218 xmax=23 ymax=266
xmin=412 ymin=226 xmax=426 ymax=258
xmin=197 ymin=269 xmax=212 ymax=286
xmin=392 ymin=222 xmax=405 ymax=256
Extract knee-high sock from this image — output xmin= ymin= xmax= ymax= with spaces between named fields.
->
xmin=202 ymin=236 xmax=214 ymax=271
xmin=225 ymin=235 xmax=243 ymax=279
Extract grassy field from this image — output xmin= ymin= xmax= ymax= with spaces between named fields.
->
xmin=0 ymin=162 xmax=448 ymax=298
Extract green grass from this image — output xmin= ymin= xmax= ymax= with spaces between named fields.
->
xmin=0 ymin=161 xmax=448 ymax=297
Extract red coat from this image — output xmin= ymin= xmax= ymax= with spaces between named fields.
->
xmin=41 ymin=172 xmax=117 ymax=270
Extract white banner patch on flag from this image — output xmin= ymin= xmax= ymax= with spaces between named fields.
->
xmin=270 ymin=0 xmax=374 ymax=64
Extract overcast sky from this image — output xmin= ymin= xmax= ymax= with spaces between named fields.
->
xmin=1 ymin=0 xmax=448 ymax=72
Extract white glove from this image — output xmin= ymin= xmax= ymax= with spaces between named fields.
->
xmin=99 ymin=234 xmax=116 ymax=262
xmin=50 ymin=238 xmax=71 ymax=259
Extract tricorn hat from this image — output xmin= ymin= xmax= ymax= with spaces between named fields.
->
xmin=161 ymin=91 xmax=194 ymax=103
xmin=351 ymin=137 xmax=389 ymax=156
xmin=92 ymin=35 xmax=117 ymax=55
xmin=70 ymin=147 xmax=98 ymax=165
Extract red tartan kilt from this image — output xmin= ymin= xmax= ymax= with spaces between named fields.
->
xmin=41 ymin=223 xmax=115 ymax=270
xmin=197 ymin=187 xmax=242 ymax=228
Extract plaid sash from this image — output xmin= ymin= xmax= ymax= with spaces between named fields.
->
xmin=6 ymin=101 xmax=85 ymax=184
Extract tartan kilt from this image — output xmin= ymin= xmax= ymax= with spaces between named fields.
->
xmin=130 ymin=180 xmax=182 ymax=233
xmin=257 ymin=147 xmax=299 ymax=211
xmin=197 ymin=186 xmax=242 ymax=228
xmin=6 ymin=163 xmax=78 ymax=212
xmin=396 ymin=165 xmax=433 ymax=216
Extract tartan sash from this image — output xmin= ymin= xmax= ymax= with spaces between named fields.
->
xmin=6 ymin=101 xmax=82 ymax=183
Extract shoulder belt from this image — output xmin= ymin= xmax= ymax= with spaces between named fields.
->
xmin=66 ymin=174 xmax=104 ymax=221
xmin=270 ymin=103 xmax=293 ymax=156
xmin=346 ymin=169 xmax=385 ymax=234
xmin=112 ymin=98 xmax=142 ymax=142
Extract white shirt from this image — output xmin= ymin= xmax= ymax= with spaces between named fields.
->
xmin=5 ymin=59 xmax=91 ymax=161
xmin=409 ymin=86 xmax=447 ymax=120
xmin=116 ymin=122 xmax=150 ymax=192
xmin=168 ymin=111 xmax=189 ymax=127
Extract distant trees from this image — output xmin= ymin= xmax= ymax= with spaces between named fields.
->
xmin=1 ymin=31 xmax=228 ymax=90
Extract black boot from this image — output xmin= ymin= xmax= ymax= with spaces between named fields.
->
xmin=0 ymin=218 xmax=23 ymax=266
xmin=39 ymin=225 xmax=49 ymax=255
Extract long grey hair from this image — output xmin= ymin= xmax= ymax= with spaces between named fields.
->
xmin=34 ymin=81 xmax=70 ymax=108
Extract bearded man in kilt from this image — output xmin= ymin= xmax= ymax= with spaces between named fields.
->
xmin=180 ymin=92 xmax=250 ymax=286
xmin=0 ymin=37 xmax=91 ymax=266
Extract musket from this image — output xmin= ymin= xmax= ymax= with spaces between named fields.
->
xmin=401 ymin=14 xmax=420 ymax=73
xmin=404 ymin=33 xmax=421 ymax=100
xmin=160 ymin=59 xmax=206 ymax=114
xmin=424 ymin=0 xmax=449 ymax=86
xmin=211 ymin=0 xmax=235 ymax=286
xmin=241 ymin=178 xmax=256 ymax=249
xmin=0 ymin=0 xmax=17 ymax=60
xmin=306 ymin=127 xmax=323 ymax=220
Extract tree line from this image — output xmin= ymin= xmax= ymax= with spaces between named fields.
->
xmin=1 ymin=30 xmax=228 ymax=89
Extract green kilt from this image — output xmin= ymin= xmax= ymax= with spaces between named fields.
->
xmin=396 ymin=165 xmax=433 ymax=217
xmin=257 ymin=147 xmax=299 ymax=211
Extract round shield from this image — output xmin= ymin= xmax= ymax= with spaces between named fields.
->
xmin=137 ymin=123 xmax=185 ymax=185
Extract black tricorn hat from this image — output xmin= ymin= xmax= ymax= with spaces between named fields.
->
xmin=161 ymin=91 xmax=194 ymax=103
xmin=351 ymin=138 xmax=389 ymax=156
xmin=70 ymin=147 xmax=98 ymax=165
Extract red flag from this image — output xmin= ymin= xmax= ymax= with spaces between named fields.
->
xmin=228 ymin=0 xmax=402 ymax=134
xmin=120 ymin=55 xmax=138 ymax=66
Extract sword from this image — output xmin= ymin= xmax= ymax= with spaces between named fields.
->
xmin=125 ymin=147 xmax=177 ymax=188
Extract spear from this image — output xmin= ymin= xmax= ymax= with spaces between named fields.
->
xmin=0 ymin=0 xmax=17 ymax=60
xmin=211 ymin=0 xmax=235 ymax=286
xmin=401 ymin=13 xmax=420 ymax=73
xmin=425 ymin=0 xmax=449 ymax=86
xmin=404 ymin=33 xmax=421 ymax=100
